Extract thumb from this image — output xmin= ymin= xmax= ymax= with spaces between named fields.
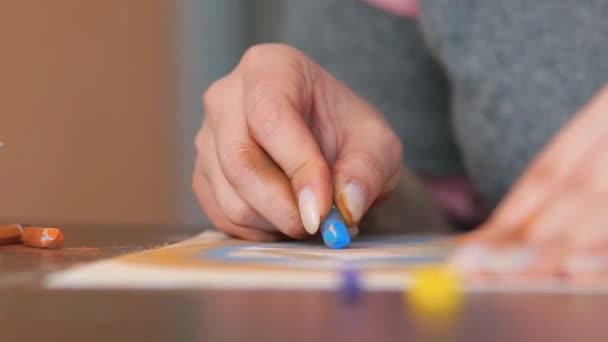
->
xmin=332 ymin=119 xmax=403 ymax=227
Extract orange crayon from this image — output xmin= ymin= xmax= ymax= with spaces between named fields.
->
xmin=0 ymin=224 xmax=24 ymax=245
xmin=22 ymin=227 xmax=64 ymax=249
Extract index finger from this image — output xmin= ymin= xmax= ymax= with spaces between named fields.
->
xmin=240 ymin=44 xmax=333 ymax=234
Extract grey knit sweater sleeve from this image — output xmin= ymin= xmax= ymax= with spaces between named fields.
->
xmin=283 ymin=0 xmax=608 ymax=208
xmin=419 ymin=0 xmax=608 ymax=205
xmin=283 ymin=0 xmax=463 ymax=176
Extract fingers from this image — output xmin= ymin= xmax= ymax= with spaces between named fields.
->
xmin=485 ymin=85 xmax=608 ymax=234
xmin=194 ymin=126 xmax=275 ymax=232
xmin=451 ymin=178 xmax=608 ymax=278
xmin=208 ymin=75 xmax=307 ymax=239
xmin=332 ymin=116 xmax=403 ymax=227
xmin=192 ymin=153 xmax=282 ymax=242
xmin=197 ymin=43 xmax=405 ymax=241
xmin=240 ymin=45 xmax=404 ymax=231
xmin=295 ymin=69 xmax=403 ymax=228
xmin=517 ymin=204 xmax=608 ymax=279
xmin=452 ymin=194 xmax=608 ymax=280
xmin=240 ymin=45 xmax=332 ymax=234
xmin=451 ymin=86 xmax=608 ymax=280
xmin=561 ymin=203 xmax=608 ymax=278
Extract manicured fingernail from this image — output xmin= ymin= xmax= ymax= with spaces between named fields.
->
xmin=340 ymin=182 xmax=366 ymax=224
xmin=486 ymin=247 xmax=538 ymax=274
xmin=563 ymin=255 xmax=605 ymax=274
xmin=298 ymin=187 xmax=320 ymax=235
xmin=449 ymin=244 xmax=491 ymax=273
xmin=348 ymin=226 xmax=360 ymax=238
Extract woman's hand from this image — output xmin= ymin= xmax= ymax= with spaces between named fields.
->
xmin=193 ymin=44 xmax=402 ymax=241
xmin=451 ymin=85 xmax=608 ymax=280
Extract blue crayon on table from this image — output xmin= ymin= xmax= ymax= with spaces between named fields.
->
xmin=320 ymin=204 xmax=351 ymax=249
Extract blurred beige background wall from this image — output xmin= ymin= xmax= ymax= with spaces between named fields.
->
xmin=179 ymin=0 xmax=285 ymax=226
xmin=0 ymin=1 xmax=179 ymax=226
xmin=0 ymin=0 xmax=284 ymax=228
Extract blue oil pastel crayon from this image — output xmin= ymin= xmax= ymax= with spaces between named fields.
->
xmin=321 ymin=205 xmax=351 ymax=249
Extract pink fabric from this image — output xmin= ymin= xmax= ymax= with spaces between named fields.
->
xmin=419 ymin=175 xmax=488 ymax=230
xmin=364 ymin=0 xmax=419 ymax=18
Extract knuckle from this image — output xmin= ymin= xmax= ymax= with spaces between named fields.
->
xmin=245 ymin=96 xmax=283 ymax=139
xmin=240 ymin=44 xmax=314 ymax=90
xmin=366 ymin=121 xmax=401 ymax=177
xmin=221 ymin=197 xmax=259 ymax=227
xmin=193 ymin=129 xmax=216 ymax=177
xmin=192 ymin=155 xmax=205 ymax=181
xmin=218 ymin=142 xmax=247 ymax=173
xmin=358 ymin=152 xmax=386 ymax=183
xmin=202 ymin=77 xmax=227 ymax=112
xmin=241 ymin=43 xmax=303 ymax=69
xmin=336 ymin=151 xmax=385 ymax=189
xmin=217 ymin=142 xmax=259 ymax=184
xmin=192 ymin=181 xmax=214 ymax=221
xmin=194 ymin=126 xmax=208 ymax=153
xmin=191 ymin=157 xmax=209 ymax=197
xmin=191 ymin=173 xmax=203 ymax=199
xmin=241 ymin=44 xmax=270 ymax=67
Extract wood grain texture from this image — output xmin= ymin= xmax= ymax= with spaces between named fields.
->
xmin=1 ymin=225 xmax=606 ymax=342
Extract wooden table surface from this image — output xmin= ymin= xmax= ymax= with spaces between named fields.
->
xmin=1 ymin=225 xmax=607 ymax=342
